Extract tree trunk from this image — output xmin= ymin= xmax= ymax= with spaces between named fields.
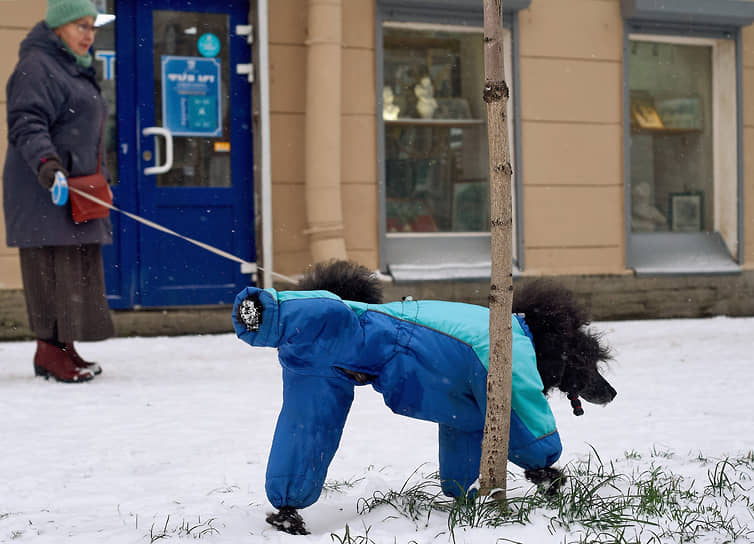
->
xmin=479 ymin=0 xmax=514 ymax=501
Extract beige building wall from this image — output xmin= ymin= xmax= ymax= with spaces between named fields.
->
xmin=0 ymin=1 xmax=45 ymax=289
xmin=0 ymin=0 xmax=752 ymax=290
xmin=267 ymin=0 xmax=307 ymax=275
xmin=341 ymin=0 xmax=378 ymax=270
xmin=518 ymin=0 xmax=626 ymax=275
xmin=268 ymin=0 xmax=378 ymax=276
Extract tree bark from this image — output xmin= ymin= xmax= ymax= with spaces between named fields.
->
xmin=479 ymin=0 xmax=514 ymax=501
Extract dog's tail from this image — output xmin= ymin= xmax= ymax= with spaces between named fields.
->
xmin=297 ymin=259 xmax=384 ymax=304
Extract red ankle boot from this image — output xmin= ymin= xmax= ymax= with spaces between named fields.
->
xmin=64 ymin=343 xmax=103 ymax=375
xmin=34 ymin=340 xmax=95 ymax=383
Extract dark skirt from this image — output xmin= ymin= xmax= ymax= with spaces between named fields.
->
xmin=19 ymin=244 xmax=114 ymax=342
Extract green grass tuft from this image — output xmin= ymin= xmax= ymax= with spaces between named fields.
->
xmin=147 ymin=515 xmax=220 ymax=541
xmin=349 ymin=449 xmax=754 ymax=543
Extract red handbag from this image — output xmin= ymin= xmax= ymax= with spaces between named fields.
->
xmin=68 ymin=116 xmax=113 ymax=223
xmin=68 ymin=172 xmax=113 ymax=223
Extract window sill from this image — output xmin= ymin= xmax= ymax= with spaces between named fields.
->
xmin=388 ymin=261 xmax=521 ymax=282
xmin=628 ymin=232 xmax=741 ymax=276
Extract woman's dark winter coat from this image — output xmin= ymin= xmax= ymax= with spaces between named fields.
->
xmin=3 ymin=21 xmax=111 ymax=248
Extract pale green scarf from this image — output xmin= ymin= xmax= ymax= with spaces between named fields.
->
xmin=62 ymin=42 xmax=92 ymax=68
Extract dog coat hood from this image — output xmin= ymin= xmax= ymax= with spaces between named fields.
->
xmin=233 ymin=287 xmax=562 ymax=509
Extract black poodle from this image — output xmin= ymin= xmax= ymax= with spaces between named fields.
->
xmin=244 ymin=260 xmax=616 ymax=534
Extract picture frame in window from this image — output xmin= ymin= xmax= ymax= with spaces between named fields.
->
xmin=386 ymin=198 xmax=437 ymax=233
xmin=668 ymin=192 xmax=704 ymax=232
xmin=655 ymin=96 xmax=702 ymax=131
xmin=452 ymin=179 xmax=488 ymax=232
xmin=436 ymin=97 xmax=472 ymax=119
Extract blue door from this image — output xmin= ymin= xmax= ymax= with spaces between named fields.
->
xmin=100 ymin=0 xmax=255 ymax=308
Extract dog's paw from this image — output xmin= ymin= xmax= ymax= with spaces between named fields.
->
xmin=524 ymin=466 xmax=566 ymax=497
xmin=266 ymin=506 xmax=309 ymax=535
xmin=239 ymin=294 xmax=264 ymax=332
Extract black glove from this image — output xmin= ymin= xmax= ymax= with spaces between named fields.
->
xmin=524 ymin=467 xmax=566 ymax=497
xmin=266 ymin=506 xmax=309 ymax=535
xmin=37 ymin=157 xmax=67 ymax=190
xmin=238 ymin=293 xmax=264 ymax=332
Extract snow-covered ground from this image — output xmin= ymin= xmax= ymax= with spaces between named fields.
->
xmin=1 ymin=315 xmax=753 ymax=543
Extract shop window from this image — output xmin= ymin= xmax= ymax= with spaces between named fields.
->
xmin=383 ymin=25 xmax=489 ymax=233
xmin=629 ymin=40 xmax=714 ymax=234
xmin=380 ymin=22 xmax=517 ymax=280
xmin=626 ymin=34 xmax=740 ymax=274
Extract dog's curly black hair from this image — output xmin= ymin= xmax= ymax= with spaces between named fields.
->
xmin=513 ymin=279 xmax=615 ymax=406
xmin=297 ymin=259 xmax=384 ymax=304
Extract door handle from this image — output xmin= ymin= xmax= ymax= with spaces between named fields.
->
xmin=142 ymin=126 xmax=174 ymax=175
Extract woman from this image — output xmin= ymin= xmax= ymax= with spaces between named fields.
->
xmin=3 ymin=0 xmax=112 ymax=383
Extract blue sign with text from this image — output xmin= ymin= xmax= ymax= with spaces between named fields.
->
xmin=161 ymin=56 xmax=222 ymax=137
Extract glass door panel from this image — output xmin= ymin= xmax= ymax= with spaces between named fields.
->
xmin=153 ymin=10 xmax=231 ymax=188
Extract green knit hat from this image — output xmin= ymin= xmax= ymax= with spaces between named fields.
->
xmin=45 ymin=0 xmax=98 ymax=29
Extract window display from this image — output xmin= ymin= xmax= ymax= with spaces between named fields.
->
xmin=628 ymin=40 xmax=713 ymax=233
xmin=382 ymin=26 xmax=488 ymax=233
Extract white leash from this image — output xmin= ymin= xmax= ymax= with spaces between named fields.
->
xmin=65 ymin=184 xmax=298 ymax=285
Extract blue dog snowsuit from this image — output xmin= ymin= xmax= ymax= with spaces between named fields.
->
xmin=232 ymin=287 xmax=562 ymax=510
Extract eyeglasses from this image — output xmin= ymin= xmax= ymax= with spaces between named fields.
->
xmin=74 ymin=23 xmax=98 ymax=35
